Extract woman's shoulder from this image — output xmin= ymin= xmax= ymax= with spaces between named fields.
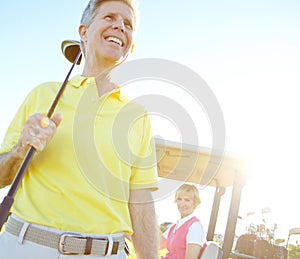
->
xmin=188 ymin=217 xmax=204 ymax=232
xmin=190 ymin=220 xmax=203 ymax=229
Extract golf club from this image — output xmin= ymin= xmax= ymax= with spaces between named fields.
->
xmin=0 ymin=41 xmax=82 ymax=230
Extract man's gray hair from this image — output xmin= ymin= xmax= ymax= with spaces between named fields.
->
xmin=80 ymin=0 xmax=139 ymax=28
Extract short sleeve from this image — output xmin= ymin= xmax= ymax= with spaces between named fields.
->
xmin=130 ymin=113 xmax=158 ymax=191
xmin=186 ymin=221 xmax=206 ymax=246
xmin=0 ymin=83 xmax=57 ymax=154
xmin=0 ymin=91 xmax=33 ymax=154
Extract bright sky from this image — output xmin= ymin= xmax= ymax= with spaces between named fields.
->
xmin=1 ymin=0 xmax=300 ymax=243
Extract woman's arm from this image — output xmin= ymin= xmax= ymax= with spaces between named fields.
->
xmin=185 ymin=244 xmax=202 ymax=259
xmin=185 ymin=220 xmax=206 ymax=259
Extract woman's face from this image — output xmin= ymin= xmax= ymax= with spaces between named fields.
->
xmin=176 ymin=192 xmax=195 ymax=218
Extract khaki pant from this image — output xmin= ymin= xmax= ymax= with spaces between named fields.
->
xmin=0 ymin=216 xmax=126 ymax=259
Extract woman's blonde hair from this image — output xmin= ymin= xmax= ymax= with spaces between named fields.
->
xmin=175 ymin=184 xmax=201 ymax=208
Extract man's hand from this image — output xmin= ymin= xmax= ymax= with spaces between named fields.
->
xmin=15 ymin=113 xmax=62 ymax=157
xmin=0 ymin=113 xmax=62 ymax=188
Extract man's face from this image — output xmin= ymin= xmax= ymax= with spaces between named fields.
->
xmin=80 ymin=1 xmax=135 ymax=67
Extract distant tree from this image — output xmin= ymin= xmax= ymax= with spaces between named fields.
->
xmin=287 ymin=243 xmax=300 ymax=259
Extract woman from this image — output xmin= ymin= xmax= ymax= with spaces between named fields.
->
xmin=160 ymin=184 xmax=206 ymax=259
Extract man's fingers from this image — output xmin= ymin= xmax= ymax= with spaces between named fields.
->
xmin=40 ymin=117 xmax=50 ymax=128
xmin=50 ymin=114 xmax=62 ymax=127
xmin=39 ymin=114 xmax=62 ymax=128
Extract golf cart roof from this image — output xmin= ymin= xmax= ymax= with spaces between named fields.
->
xmin=155 ymin=137 xmax=250 ymax=187
xmin=289 ymin=228 xmax=300 ymax=235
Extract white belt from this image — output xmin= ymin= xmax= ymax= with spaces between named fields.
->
xmin=5 ymin=216 xmax=125 ymax=255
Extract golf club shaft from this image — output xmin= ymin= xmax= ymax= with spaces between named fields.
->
xmin=0 ymin=50 xmax=82 ymax=230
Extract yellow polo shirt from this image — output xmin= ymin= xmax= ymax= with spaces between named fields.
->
xmin=0 ymin=75 xmax=158 ymax=234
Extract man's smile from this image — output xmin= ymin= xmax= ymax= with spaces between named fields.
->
xmin=105 ymin=36 xmax=123 ymax=46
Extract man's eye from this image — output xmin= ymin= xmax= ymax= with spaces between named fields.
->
xmin=104 ymin=15 xmax=113 ymax=21
xmin=125 ymin=23 xmax=133 ymax=30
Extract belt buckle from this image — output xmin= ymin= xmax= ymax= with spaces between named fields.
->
xmin=59 ymin=233 xmax=81 ymax=255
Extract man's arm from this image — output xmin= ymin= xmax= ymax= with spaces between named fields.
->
xmin=129 ymin=188 xmax=159 ymax=259
xmin=0 ymin=145 xmax=27 ymax=188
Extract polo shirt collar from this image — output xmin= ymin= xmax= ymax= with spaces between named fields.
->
xmin=176 ymin=212 xmax=196 ymax=228
xmin=69 ymin=75 xmax=124 ymax=100
xmin=69 ymin=74 xmax=89 ymax=88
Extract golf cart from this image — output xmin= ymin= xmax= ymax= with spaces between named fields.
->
xmin=155 ymin=138 xmax=250 ymax=259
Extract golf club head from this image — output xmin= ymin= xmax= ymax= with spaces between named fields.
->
xmin=275 ymin=238 xmax=285 ymax=245
xmin=61 ymin=40 xmax=82 ymax=65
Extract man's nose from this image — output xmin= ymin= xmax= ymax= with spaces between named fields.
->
xmin=112 ymin=18 xmax=125 ymax=32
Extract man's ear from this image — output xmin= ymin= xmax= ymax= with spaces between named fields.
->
xmin=79 ymin=24 xmax=87 ymax=42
